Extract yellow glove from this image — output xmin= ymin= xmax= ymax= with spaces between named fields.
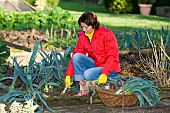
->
xmin=65 ymin=75 xmax=71 ymax=88
xmin=98 ymin=74 xmax=107 ymax=85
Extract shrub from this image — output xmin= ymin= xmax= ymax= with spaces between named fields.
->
xmin=103 ymin=0 xmax=133 ymax=14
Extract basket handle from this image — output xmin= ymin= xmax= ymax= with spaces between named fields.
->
xmin=116 ymin=79 xmax=125 ymax=94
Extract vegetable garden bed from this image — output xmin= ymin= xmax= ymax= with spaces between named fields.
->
xmin=1 ymin=50 xmax=170 ymax=113
xmin=0 ymin=29 xmax=170 ymax=112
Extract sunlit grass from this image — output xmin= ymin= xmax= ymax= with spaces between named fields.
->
xmin=58 ymin=1 xmax=170 ymax=33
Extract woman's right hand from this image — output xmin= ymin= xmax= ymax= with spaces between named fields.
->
xmin=65 ymin=75 xmax=71 ymax=88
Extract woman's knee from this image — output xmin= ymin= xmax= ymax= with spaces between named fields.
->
xmin=83 ymin=71 xmax=92 ymax=80
xmin=84 ymin=69 xmax=98 ymax=80
xmin=72 ymin=53 xmax=84 ymax=61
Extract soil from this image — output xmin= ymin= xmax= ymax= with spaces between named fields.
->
xmin=0 ymin=30 xmax=170 ymax=113
xmin=42 ymin=88 xmax=170 ymax=113
xmin=0 ymin=29 xmax=48 ymax=50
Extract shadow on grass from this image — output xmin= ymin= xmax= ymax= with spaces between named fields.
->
xmin=58 ymin=1 xmax=108 ymax=13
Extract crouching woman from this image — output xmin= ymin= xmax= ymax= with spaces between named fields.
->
xmin=65 ymin=11 xmax=120 ymax=96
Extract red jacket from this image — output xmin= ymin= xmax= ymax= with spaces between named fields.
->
xmin=65 ymin=26 xmax=120 ymax=77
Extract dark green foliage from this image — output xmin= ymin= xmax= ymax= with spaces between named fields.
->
xmin=103 ymin=0 xmax=112 ymax=9
xmin=156 ymin=0 xmax=170 ymax=6
xmin=138 ymin=0 xmax=156 ymax=4
xmin=128 ymin=0 xmax=140 ymax=14
xmin=0 ymin=38 xmax=10 ymax=76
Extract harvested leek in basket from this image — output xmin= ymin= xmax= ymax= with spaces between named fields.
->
xmin=108 ymin=77 xmax=160 ymax=107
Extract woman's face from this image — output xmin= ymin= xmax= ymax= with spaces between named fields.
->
xmin=80 ymin=22 xmax=93 ymax=34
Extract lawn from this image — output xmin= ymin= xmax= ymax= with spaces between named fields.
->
xmin=58 ymin=1 xmax=170 ymax=33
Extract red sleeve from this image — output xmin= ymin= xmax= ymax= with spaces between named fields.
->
xmin=101 ymin=31 xmax=120 ymax=76
xmin=65 ymin=33 xmax=87 ymax=77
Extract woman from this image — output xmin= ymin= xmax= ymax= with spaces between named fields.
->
xmin=65 ymin=11 xmax=120 ymax=96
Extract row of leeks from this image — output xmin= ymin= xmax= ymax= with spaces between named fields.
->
xmin=0 ymin=41 xmax=74 ymax=112
xmin=107 ymin=77 xmax=160 ymax=107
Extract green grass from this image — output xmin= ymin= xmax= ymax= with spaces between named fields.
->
xmin=58 ymin=1 xmax=170 ymax=33
xmin=58 ymin=1 xmax=108 ymax=13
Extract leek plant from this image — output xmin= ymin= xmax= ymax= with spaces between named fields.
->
xmin=0 ymin=41 xmax=73 ymax=112
xmin=116 ymin=27 xmax=170 ymax=50
xmin=108 ymin=77 xmax=160 ymax=107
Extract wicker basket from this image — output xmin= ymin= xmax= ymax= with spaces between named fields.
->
xmin=95 ymin=79 xmax=138 ymax=107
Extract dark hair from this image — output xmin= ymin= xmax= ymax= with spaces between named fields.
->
xmin=78 ymin=12 xmax=100 ymax=30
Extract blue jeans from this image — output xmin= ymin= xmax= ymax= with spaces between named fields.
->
xmin=72 ymin=53 xmax=118 ymax=81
